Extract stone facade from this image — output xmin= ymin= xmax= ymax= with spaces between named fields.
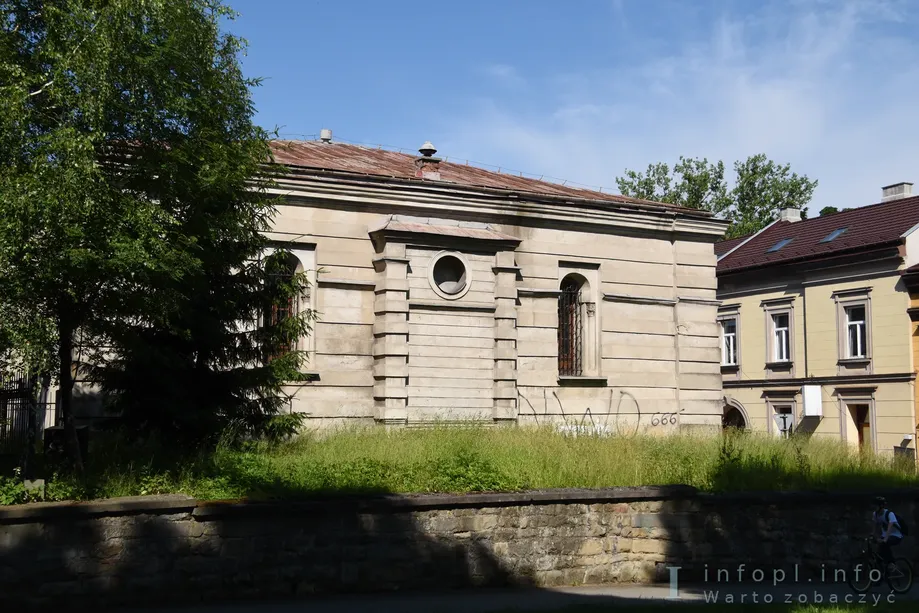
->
xmin=263 ymin=141 xmax=727 ymax=430
xmin=1 ymin=488 xmax=917 ymax=609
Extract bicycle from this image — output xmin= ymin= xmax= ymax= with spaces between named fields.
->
xmin=847 ymin=537 xmax=913 ymax=594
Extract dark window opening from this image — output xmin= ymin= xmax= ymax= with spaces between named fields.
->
xmin=433 ymin=254 xmax=467 ymax=295
xmin=264 ymin=255 xmax=300 ymax=360
xmin=558 ymin=278 xmax=583 ymax=376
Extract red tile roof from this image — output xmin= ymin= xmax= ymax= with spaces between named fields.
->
xmin=717 ymin=196 xmax=919 ymax=274
xmin=269 ymin=140 xmax=708 ymax=215
xmin=714 ymin=235 xmax=748 ymax=257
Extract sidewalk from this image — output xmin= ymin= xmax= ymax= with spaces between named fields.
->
xmin=119 ymin=582 xmax=918 ymax=613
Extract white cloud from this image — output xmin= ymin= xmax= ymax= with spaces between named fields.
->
xmin=482 ymin=64 xmax=526 ymax=88
xmin=440 ymin=0 xmax=919 ymax=212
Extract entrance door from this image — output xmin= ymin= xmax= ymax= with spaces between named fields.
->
xmin=850 ymin=404 xmax=871 ymax=451
xmin=722 ymin=406 xmax=746 ymax=430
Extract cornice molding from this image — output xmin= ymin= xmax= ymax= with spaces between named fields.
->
xmin=723 ymin=372 xmax=915 ymax=388
xmin=603 ymin=293 xmax=677 ymax=306
xmin=266 ymin=175 xmax=726 ymax=240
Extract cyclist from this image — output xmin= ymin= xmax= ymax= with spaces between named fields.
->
xmin=873 ymin=496 xmax=903 ymax=570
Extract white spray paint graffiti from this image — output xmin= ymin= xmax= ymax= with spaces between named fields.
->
xmin=518 ymin=387 xmax=683 ymax=437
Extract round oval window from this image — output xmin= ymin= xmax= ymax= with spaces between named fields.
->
xmin=432 ymin=255 xmax=467 ymax=295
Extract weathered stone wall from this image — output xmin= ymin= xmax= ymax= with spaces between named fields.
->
xmin=2 ymin=487 xmax=917 ymax=610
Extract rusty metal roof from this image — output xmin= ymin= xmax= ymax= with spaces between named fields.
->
xmin=269 ymin=140 xmax=701 ymax=214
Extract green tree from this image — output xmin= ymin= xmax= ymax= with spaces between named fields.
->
xmin=0 ymin=0 xmax=313 ymax=451
xmin=819 ymin=206 xmax=852 ymax=217
xmin=615 ymin=157 xmax=730 ymax=211
xmin=724 ymin=154 xmax=817 ymax=238
xmin=617 ymin=154 xmax=817 ymax=239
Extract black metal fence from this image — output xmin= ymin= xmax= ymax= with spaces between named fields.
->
xmin=0 ymin=369 xmax=52 ymax=455
xmin=557 ymin=282 xmax=583 ymax=376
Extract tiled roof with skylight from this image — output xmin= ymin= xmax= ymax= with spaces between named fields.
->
xmin=767 ymin=238 xmax=793 ymax=253
xmin=717 ymin=195 xmax=919 ymax=274
xmin=820 ymin=228 xmax=848 ymax=242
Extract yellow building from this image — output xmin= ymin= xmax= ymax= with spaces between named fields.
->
xmin=716 ymin=184 xmax=919 ymax=459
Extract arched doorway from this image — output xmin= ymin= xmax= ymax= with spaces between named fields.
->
xmin=722 ymin=397 xmax=749 ymax=431
xmin=722 ymin=407 xmax=746 ymax=430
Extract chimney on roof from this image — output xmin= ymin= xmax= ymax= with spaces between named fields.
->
xmin=414 ymin=140 xmax=441 ymax=180
xmin=882 ymin=182 xmax=913 ymax=202
xmin=319 ymin=128 xmax=332 ymax=143
xmin=778 ymin=208 xmax=802 ymax=223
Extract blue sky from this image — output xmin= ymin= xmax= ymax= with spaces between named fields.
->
xmin=228 ymin=0 xmax=919 ymax=213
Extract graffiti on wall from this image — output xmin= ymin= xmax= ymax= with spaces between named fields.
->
xmin=518 ymin=388 xmax=684 ymax=437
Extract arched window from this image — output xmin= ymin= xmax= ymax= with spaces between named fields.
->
xmin=558 ymin=275 xmax=584 ymax=376
xmin=264 ymin=252 xmax=302 ymax=359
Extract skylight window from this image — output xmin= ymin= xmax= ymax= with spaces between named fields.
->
xmin=820 ymin=228 xmax=848 ymax=242
xmin=767 ymin=238 xmax=793 ymax=253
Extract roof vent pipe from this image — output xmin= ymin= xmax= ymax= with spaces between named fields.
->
xmin=415 ymin=141 xmax=442 ymax=180
xmin=418 ymin=141 xmax=437 ymax=157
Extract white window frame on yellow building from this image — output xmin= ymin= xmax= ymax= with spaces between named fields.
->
xmin=762 ymin=297 xmax=796 ymax=379
xmin=718 ymin=304 xmax=741 ymax=381
xmin=765 ymin=390 xmax=798 ymax=438
xmin=833 ymin=287 xmax=873 ymax=376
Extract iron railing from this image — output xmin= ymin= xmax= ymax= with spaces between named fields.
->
xmin=0 ymin=370 xmax=40 ymax=455
xmin=558 ymin=283 xmax=582 ymax=376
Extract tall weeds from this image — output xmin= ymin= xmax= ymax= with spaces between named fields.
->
xmin=2 ymin=426 xmax=916 ymax=504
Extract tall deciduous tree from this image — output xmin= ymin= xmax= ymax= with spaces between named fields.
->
xmin=617 ymin=154 xmax=817 ymax=239
xmin=615 ymin=157 xmax=730 ymax=212
xmin=0 ymin=0 xmax=312 ymax=452
xmin=724 ymin=154 xmax=817 ymax=239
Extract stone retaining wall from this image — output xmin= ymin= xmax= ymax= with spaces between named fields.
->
xmin=1 ymin=486 xmax=918 ymax=610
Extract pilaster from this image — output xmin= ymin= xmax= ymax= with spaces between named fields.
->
xmin=372 ymin=243 xmax=410 ymax=424
xmin=493 ymin=251 xmax=520 ymax=422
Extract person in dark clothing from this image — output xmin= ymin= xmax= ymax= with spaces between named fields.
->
xmin=873 ymin=496 xmax=903 ymax=569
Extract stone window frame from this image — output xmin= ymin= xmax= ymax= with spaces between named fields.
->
xmin=263 ymin=243 xmax=317 ymax=371
xmin=762 ymin=297 xmax=795 ymax=379
xmin=764 ymin=391 xmax=798 ymax=438
xmin=717 ymin=304 xmax=741 ymax=381
xmin=835 ymin=387 xmax=877 ymax=452
xmin=557 ymin=261 xmax=604 ymax=386
xmin=428 ymin=250 xmax=473 ymax=301
xmin=833 ymin=288 xmax=873 ymax=376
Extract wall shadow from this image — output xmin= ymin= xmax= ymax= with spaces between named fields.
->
xmin=3 ymin=453 xmax=919 ymax=611
xmin=657 ymin=446 xmax=919 ymax=594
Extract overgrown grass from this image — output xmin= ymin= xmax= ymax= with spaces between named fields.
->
xmin=2 ymin=427 xmax=917 ymax=505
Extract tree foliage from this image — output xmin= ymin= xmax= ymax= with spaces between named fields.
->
xmin=819 ymin=206 xmax=852 ymax=217
xmin=615 ymin=157 xmax=730 ymax=212
xmin=617 ymin=154 xmax=818 ymax=239
xmin=0 ymin=0 xmax=313 ymax=446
